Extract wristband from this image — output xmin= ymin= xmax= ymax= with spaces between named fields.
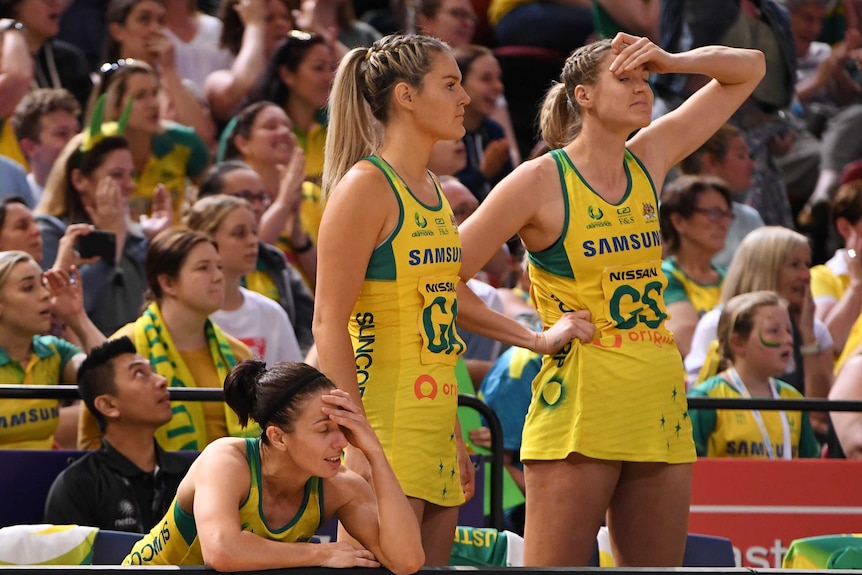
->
xmin=799 ymin=342 xmax=822 ymax=357
xmin=291 ymin=235 xmax=313 ymax=254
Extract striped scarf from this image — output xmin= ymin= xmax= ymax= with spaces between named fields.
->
xmin=134 ymin=302 xmax=260 ymax=451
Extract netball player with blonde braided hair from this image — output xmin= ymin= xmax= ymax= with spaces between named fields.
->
xmin=313 ymin=33 xmax=594 ymax=564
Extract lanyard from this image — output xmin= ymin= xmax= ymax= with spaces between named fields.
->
xmin=726 ymin=368 xmax=792 ymax=460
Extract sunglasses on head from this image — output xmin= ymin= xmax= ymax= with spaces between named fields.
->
xmin=99 ymin=58 xmax=135 ymax=84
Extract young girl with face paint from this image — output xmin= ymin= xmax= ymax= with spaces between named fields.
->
xmin=687 ymin=291 xmax=820 ymax=459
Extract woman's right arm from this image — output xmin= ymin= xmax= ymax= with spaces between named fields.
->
xmin=830 ymin=355 xmax=862 ymax=459
xmin=204 ymin=0 xmax=267 ymax=123
xmin=0 ymin=23 xmax=33 ymax=118
xmin=313 ymin=165 xmax=394 ymax=407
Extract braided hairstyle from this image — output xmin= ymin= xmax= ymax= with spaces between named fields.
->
xmin=322 ymin=33 xmax=450 ymax=200
xmin=539 ymin=40 xmax=613 ymax=150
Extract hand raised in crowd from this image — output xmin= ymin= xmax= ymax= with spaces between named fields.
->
xmin=532 ymin=309 xmax=596 ymax=355
xmin=54 ymin=224 xmax=100 ymax=272
xmin=479 ymin=138 xmax=510 ymax=180
xmin=44 ymin=266 xmax=84 ymax=323
xmin=140 ymin=183 xmax=174 ymax=240
xmin=794 ymin=285 xmax=817 ymax=344
xmin=84 ymin=176 xmax=128 ymax=237
xmin=234 ymin=0 xmax=267 ymax=28
xmin=147 ymin=30 xmax=177 ymax=73
xmin=277 ymin=147 xmax=307 ymax=215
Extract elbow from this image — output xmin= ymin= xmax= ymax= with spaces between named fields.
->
xmin=751 ymin=49 xmax=766 ymax=80
xmin=201 ymin=545 xmax=241 ymax=572
xmin=385 ymin=550 xmax=425 ymax=575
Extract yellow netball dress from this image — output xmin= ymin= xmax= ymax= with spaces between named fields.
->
xmin=348 ymin=156 xmax=466 ymax=506
xmin=523 ymin=149 xmax=695 ymax=463
xmin=123 ymin=438 xmax=323 ymax=565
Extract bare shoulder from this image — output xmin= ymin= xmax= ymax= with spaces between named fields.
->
xmin=194 ymin=437 xmax=250 ymax=471
xmin=327 ymin=161 xmax=395 ymax=208
xmin=490 ymin=153 xmax=560 ymax=201
xmin=322 ymin=466 xmax=372 ymax=512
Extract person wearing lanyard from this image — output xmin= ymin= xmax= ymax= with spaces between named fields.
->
xmin=688 ymin=290 xmax=820 ymax=459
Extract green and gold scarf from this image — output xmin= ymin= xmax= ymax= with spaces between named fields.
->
xmin=134 ymin=303 xmax=260 ymax=451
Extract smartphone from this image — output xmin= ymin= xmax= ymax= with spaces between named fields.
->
xmin=76 ymin=229 xmax=116 ymax=263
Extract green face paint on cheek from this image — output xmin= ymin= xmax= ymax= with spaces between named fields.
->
xmin=759 ymin=330 xmax=781 ymax=348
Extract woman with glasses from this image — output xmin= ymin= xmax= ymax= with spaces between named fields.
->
xmin=217 ymin=101 xmax=316 ymax=287
xmin=94 ymin=59 xmax=209 ymax=221
xmin=686 ymin=226 xmax=833 ymax=435
xmin=416 ymin=0 xmax=477 ymax=47
xmin=100 ymin=0 xmax=215 ymax=147
xmin=198 ymin=160 xmax=315 ymax=353
xmin=658 ymin=175 xmax=734 ymax=359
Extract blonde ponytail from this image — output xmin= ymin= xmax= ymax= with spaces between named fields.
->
xmin=539 ymin=82 xmax=576 ymax=150
xmin=322 ymin=48 xmax=378 ymax=202
xmin=322 ymin=34 xmax=450 ymax=203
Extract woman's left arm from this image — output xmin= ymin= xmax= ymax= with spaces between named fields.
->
xmin=46 ymin=267 xmax=107 ymax=380
xmin=455 ymin=281 xmax=595 ymax=354
xmin=622 ymin=34 xmax=766 ymax=180
xmin=665 ymin=301 xmax=700 ymax=359
xmin=324 ymin=390 xmax=424 ymax=575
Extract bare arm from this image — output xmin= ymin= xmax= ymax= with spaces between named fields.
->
xmin=665 ymin=301 xmax=699 ymax=359
xmin=0 ymin=24 xmax=33 ymax=118
xmin=595 ymin=0 xmax=660 ymax=40
xmin=624 ymin=35 xmax=766 ymax=182
xmin=456 ymin=281 xmax=596 ymax=354
xmin=831 ymin=355 xmax=862 ymax=458
xmin=459 ymin=157 xmax=556 ymax=280
xmin=821 ymin=240 xmax=862 ymax=352
xmin=204 ymin=0 xmax=267 ymax=122
xmin=313 ymin=166 xmax=395 ymax=409
xmin=324 ymin=391 xmax=424 ymax=575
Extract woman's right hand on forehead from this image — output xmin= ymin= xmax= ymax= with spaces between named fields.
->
xmin=321 ymin=389 xmax=383 ymax=457
xmin=608 ymin=32 xmax=674 ymax=76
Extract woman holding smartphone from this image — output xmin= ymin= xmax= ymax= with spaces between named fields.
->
xmin=35 ymin=133 xmax=171 ymax=336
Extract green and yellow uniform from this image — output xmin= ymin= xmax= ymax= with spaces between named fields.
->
xmin=123 ymin=438 xmax=324 ymax=565
xmin=688 ymin=373 xmax=819 ymax=458
xmin=661 ymin=257 xmax=724 ymax=316
xmin=126 ymin=123 xmax=209 ymax=220
xmin=0 ymin=335 xmax=80 ymax=449
xmin=348 ymin=155 xmax=466 ymax=506
xmin=524 ymin=148 xmax=695 ymax=463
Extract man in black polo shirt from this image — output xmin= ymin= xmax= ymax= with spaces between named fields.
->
xmin=44 ymin=337 xmax=193 ymax=532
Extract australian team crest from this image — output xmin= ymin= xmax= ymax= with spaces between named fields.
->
xmin=642 ymin=202 xmax=657 ymax=221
